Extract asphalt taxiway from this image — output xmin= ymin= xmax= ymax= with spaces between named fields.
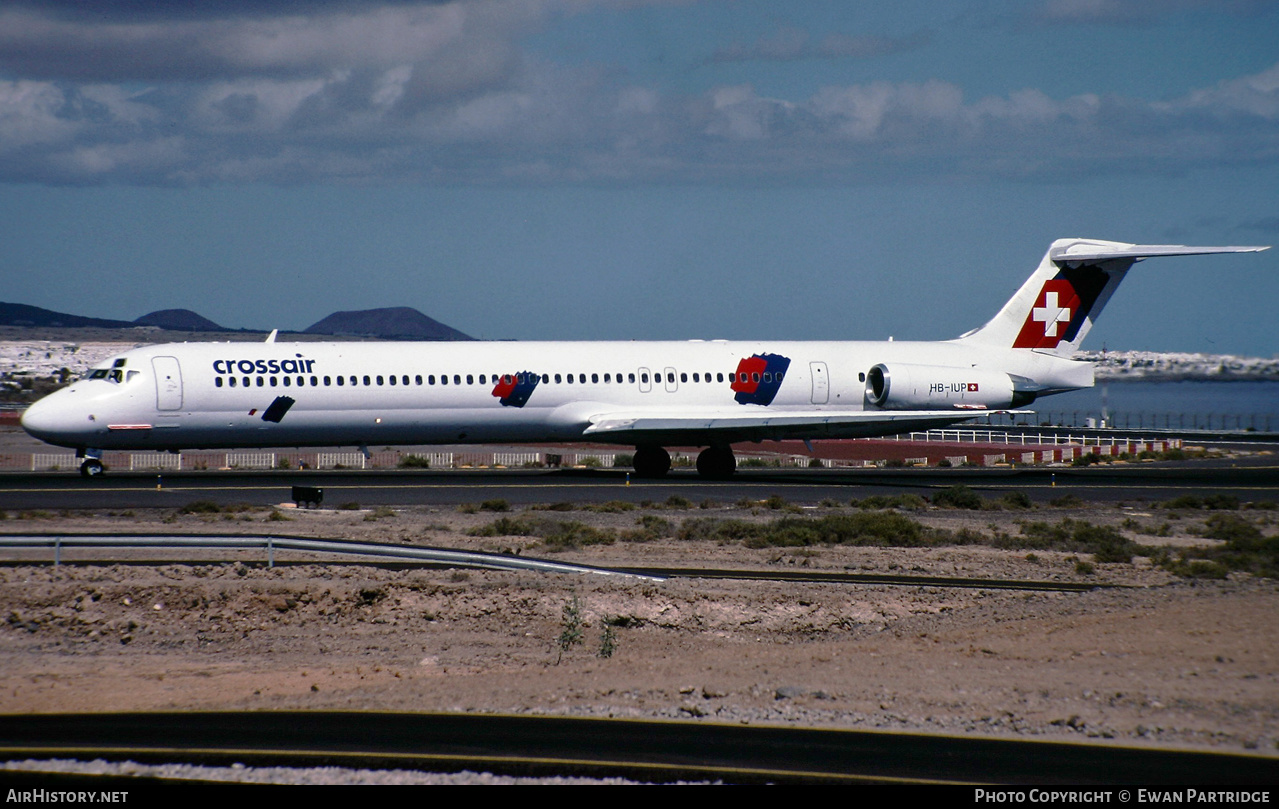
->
xmin=1 ymin=458 xmax=1275 ymax=511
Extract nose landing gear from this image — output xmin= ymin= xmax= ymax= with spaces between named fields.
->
xmin=76 ymin=450 xmax=106 ymax=478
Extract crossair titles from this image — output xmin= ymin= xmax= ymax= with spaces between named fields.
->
xmin=212 ymin=357 xmax=316 ymax=376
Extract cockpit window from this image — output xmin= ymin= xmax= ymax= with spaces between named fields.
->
xmin=86 ymin=358 xmax=136 ymax=384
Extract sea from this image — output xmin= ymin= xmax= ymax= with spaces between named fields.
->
xmin=1020 ymin=380 xmax=1278 ymax=431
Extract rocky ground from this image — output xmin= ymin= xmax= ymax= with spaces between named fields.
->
xmin=2 ymin=494 xmax=1277 ymax=761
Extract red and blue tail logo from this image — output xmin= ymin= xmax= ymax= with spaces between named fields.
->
xmin=1013 ymin=265 xmax=1108 ymax=349
xmin=732 ymin=353 xmax=790 ymax=406
xmin=492 ymin=372 xmax=539 ymax=407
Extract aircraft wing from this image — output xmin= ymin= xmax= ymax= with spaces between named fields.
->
xmin=581 ymin=407 xmax=1025 ymax=443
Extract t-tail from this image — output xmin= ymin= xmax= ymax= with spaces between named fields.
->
xmin=958 ymin=238 xmax=1269 ymax=357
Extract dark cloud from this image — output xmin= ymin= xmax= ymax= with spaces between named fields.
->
xmin=0 ymin=2 xmax=1276 ymax=186
xmin=1237 ymin=216 xmax=1279 ymax=233
xmin=5 ymin=0 xmax=450 ymax=23
xmin=708 ymin=27 xmax=931 ymax=64
xmin=1028 ymin=0 xmax=1275 ymax=25
xmin=0 ymin=2 xmax=539 ymax=82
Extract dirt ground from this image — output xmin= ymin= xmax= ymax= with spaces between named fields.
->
xmin=1 ymin=496 xmax=1277 ymax=757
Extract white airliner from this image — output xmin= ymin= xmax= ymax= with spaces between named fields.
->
xmin=20 ymin=238 xmax=1268 ymax=478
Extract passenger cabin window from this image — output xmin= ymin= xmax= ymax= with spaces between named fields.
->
xmin=453 ymin=375 xmax=461 ymax=385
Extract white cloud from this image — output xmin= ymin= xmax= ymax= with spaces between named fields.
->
xmin=0 ymin=80 xmax=74 ymax=150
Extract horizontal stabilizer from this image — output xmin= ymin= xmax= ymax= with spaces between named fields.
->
xmin=1049 ymin=243 xmax=1269 ymax=264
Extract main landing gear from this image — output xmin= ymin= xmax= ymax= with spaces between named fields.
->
xmin=631 ymin=445 xmax=737 ymax=479
xmin=631 ymin=445 xmax=671 ymax=479
xmin=695 ymin=446 xmax=736 ymax=480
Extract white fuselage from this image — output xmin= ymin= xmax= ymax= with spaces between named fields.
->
xmin=19 ymin=337 xmax=1092 ymax=453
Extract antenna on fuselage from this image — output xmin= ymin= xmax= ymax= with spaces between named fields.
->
xmin=265 ymin=329 xmax=278 ymax=343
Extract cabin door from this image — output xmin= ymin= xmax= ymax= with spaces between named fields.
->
xmin=809 ymin=361 xmax=829 ymax=405
xmin=152 ymin=356 xmax=184 ymax=411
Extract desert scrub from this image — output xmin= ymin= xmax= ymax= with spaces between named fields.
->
xmin=678 ymin=512 xmax=942 ymax=548
xmin=557 ymin=596 xmax=584 ymax=664
xmin=621 ymin=514 xmax=674 ymax=542
xmin=931 ymin=485 xmax=987 ymax=510
xmin=1160 ymin=494 xmax=1240 ymax=511
xmin=469 ymin=516 xmax=616 ymax=551
xmin=851 ymin=493 xmax=928 ymax=510
xmin=1010 ymin=518 xmax=1144 ymax=563
xmin=1160 ymin=514 xmax=1278 ymax=579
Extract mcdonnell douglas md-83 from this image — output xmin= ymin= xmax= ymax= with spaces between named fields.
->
xmin=20 ymin=238 xmax=1269 ymax=478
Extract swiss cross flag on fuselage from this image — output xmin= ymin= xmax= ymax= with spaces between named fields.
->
xmin=1012 ymin=265 xmax=1110 ymax=350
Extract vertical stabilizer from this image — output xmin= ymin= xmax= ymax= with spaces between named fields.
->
xmin=958 ymin=239 xmax=1269 ymax=357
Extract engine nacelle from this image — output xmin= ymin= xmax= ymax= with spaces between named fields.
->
xmin=864 ymin=363 xmax=1036 ymax=410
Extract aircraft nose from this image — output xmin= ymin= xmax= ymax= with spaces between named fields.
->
xmin=20 ymin=392 xmax=87 ymax=446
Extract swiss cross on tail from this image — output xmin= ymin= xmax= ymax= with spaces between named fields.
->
xmin=1012 ymin=266 xmax=1109 ymax=350
xmin=1014 ymin=280 xmax=1079 ymax=349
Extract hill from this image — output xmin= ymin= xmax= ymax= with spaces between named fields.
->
xmin=0 ymin=302 xmax=134 ymax=330
xmin=134 ymin=309 xmax=225 ymax=331
xmin=304 ymin=307 xmax=473 ymax=340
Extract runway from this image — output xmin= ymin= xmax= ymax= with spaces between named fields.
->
xmin=1 ymin=458 xmax=1276 ymax=510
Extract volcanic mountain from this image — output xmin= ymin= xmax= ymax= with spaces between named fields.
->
xmin=303 ymin=307 xmax=473 ymax=340
xmin=134 ymin=309 xmax=225 ymax=331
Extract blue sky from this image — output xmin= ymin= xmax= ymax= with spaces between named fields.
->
xmin=0 ymin=0 xmax=1276 ymax=354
